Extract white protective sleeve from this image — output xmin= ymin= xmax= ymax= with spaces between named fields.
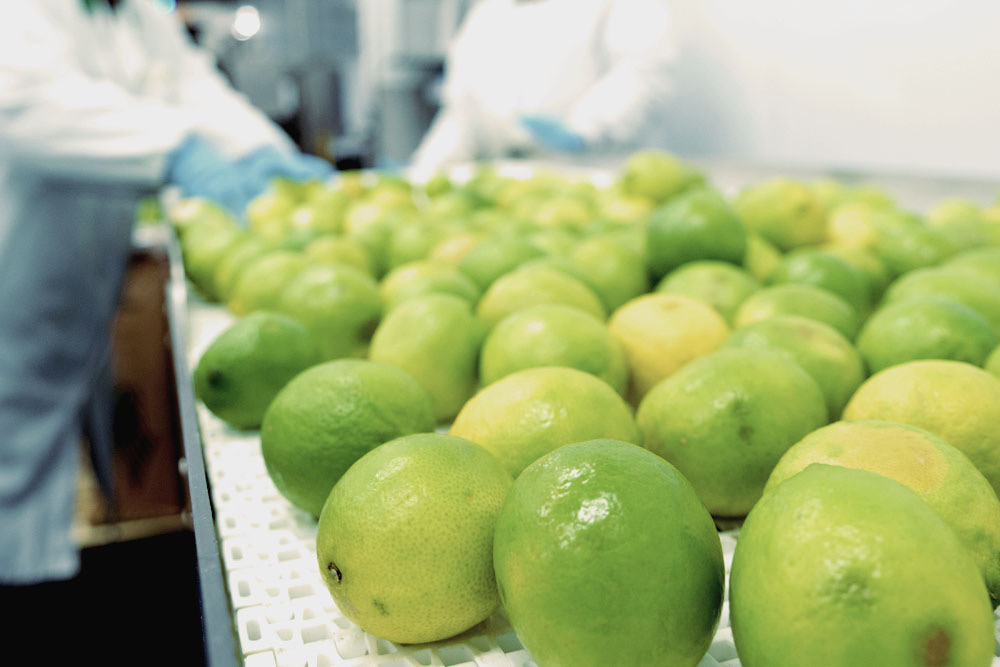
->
xmin=0 ymin=1 xmax=292 ymax=185
xmin=566 ymin=0 xmax=676 ymax=148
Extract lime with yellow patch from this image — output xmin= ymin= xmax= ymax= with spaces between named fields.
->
xmin=228 ymin=250 xmax=310 ymax=316
xmin=843 ymin=359 xmax=1000 ymax=498
xmin=450 ymin=366 xmax=641 ymax=477
xmin=493 ymin=439 xmax=724 ymax=667
xmin=730 ymin=464 xmax=995 ymax=667
xmin=733 ymin=178 xmax=827 ymax=251
xmin=765 ymin=419 xmax=1000 ymax=604
xmin=316 ymin=433 xmax=512 ymax=644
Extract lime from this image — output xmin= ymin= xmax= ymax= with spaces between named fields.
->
xmin=730 ymin=464 xmax=995 ymax=667
xmin=450 ymin=366 xmax=641 ymax=476
xmin=476 ymin=265 xmax=606 ymax=329
xmin=316 ymin=433 xmax=512 ymax=644
xmin=733 ymin=178 xmax=826 ymax=251
xmin=646 ymin=186 xmax=747 ymax=279
xmin=766 ymin=419 xmax=1000 ymax=604
xmin=494 ymin=439 xmax=724 ymax=667
xmin=193 ymin=312 xmax=321 ymax=430
xmin=479 ymin=304 xmax=628 ymax=395
xmin=856 ymin=296 xmax=998 ymax=372
xmin=843 ymin=359 xmax=1000 ymax=496
xmin=368 ymin=294 xmax=484 ymax=422
xmin=655 ymin=260 xmax=761 ymax=323
xmin=636 ymin=347 xmax=828 ymax=517
xmin=734 ymin=283 xmax=860 ymax=340
xmin=260 ymin=359 xmax=435 ymax=516
xmin=608 ymin=293 xmax=730 ymax=405
xmin=725 ymin=314 xmax=865 ymax=419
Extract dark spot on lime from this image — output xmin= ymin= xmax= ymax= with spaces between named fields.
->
xmin=373 ymin=599 xmax=389 ymax=616
xmin=738 ymin=423 xmax=754 ymax=442
xmin=922 ymin=628 xmax=950 ymax=667
xmin=327 ymin=562 xmax=342 ymax=583
xmin=207 ymin=369 xmax=224 ymax=388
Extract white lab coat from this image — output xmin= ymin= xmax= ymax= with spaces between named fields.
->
xmin=409 ymin=0 xmax=675 ymax=178
xmin=0 ymin=0 xmax=291 ymax=583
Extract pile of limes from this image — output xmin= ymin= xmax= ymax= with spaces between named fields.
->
xmin=176 ymin=153 xmax=1000 ymax=666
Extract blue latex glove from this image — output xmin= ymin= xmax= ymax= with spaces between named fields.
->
xmin=521 ymin=115 xmax=586 ymax=153
xmin=166 ymin=135 xmax=256 ymax=216
xmin=237 ymin=145 xmax=335 ymax=196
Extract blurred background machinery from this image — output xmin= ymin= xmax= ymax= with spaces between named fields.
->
xmin=177 ymin=0 xmax=472 ymax=170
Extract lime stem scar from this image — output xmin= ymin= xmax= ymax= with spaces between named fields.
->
xmin=327 ymin=562 xmax=342 ymax=583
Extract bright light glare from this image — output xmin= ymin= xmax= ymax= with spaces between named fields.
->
xmin=232 ymin=6 xmax=261 ymax=41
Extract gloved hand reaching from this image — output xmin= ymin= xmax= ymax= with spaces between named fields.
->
xmin=166 ymin=135 xmax=258 ymax=216
xmin=520 ymin=115 xmax=586 ymax=153
xmin=237 ymin=145 xmax=335 ymax=197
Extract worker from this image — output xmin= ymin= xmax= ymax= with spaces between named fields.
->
xmin=0 ymin=0 xmax=332 ymax=589
xmin=409 ymin=0 xmax=675 ymax=179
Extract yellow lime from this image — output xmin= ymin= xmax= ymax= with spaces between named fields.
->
xmin=316 ymin=433 xmax=512 ymax=644
xmin=228 ymin=250 xmax=310 ymax=316
xmin=608 ymin=293 xmax=731 ymax=405
xmin=450 ymin=366 xmax=641 ymax=476
xmin=843 ymin=359 xmax=1000 ymax=497
xmin=733 ymin=178 xmax=826 ymax=251
xmin=476 ymin=265 xmax=606 ymax=329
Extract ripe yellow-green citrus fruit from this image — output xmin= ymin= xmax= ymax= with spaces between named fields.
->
xmin=479 ymin=304 xmax=628 ymax=395
xmin=766 ymin=419 xmax=1000 ymax=605
xmin=476 ymin=265 xmax=606 ymax=329
xmin=368 ymin=294 xmax=484 ymax=422
xmin=734 ymin=283 xmax=860 ymax=340
xmin=843 ymin=359 xmax=1000 ymax=497
xmin=733 ymin=178 xmax=826 ymax=251
xmin=636 ymin=347 xmax=828 ymax=517
xmin=730 ymin=464 xmax=995 ymax=667
xmin=618 ymin=149 xmax=703 ymax=203
xmin=228 ymin=250 xmax=309 ymax=316
xmin=882 ymin=266 xmax=1000 ymax=335
xmin=379 ymin=260 xmax=481 ymax=312
xmin=450 ymin=366 xmax=641 ymax=476
xmin=276 ymin=263 xmax=382 ymax=360
xmin=213 ymin=236 xmax=276 ymax=303
xmin=260 ymin=360 xmax=435 ymax=516
xmin=303 ymin=235 xmax=374 ymax=275
xmin=193 ymin=312 xmax=321 ymax=430
xmin=856 ymin=296 xmax=998 ymax=373
xmin=646 ymin=187 xmax=747 ymax=279
xmin=655 ymin=260 xmax=761 ymax=323
xmin=316 ymin=433 xmax=512 ymax=644
xmin=608 ymin=293 xmax=730 ymax=405
xmin=180 ymin=223 xmax=244 ymax=302
xmin=457 ymin=236 xmax=545 ymax=291
xmin=568 ymin=235 xmax=650 ymax=312
xmin=724 ymin=314 xmax=865 ymax=420
xmin=493 ymin=439 xmax=724 ymax=667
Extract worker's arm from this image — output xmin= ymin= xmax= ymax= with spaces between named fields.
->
xmin=565 ymin=0 xmax=675 ymax=148
xmin=0 ymin=7 xmax=198 ymax=184
xmin=134 ymin=1 xmax=297 ymax=159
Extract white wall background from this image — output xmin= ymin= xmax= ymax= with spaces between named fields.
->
xmin=658 ymin=0 xmax=1000 ymax=179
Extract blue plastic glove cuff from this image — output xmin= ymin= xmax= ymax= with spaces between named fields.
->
xmin=238 ymin=145 xmax=334 ymax=195
xmin=520 ymin=115 xmax=586 ymax=153
xmin=166 ymin=135 xmax=254 ymax=217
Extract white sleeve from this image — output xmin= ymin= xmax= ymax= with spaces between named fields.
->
xmin=409 ymin=106 xmax=479 ymax=181
xmin=0 ymin=8 xmax=193 ymax=183
xmin=566 ymin=0 xmax=675 ymax=148
xmin=138 ymin=2 xmax=296 ymax=158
